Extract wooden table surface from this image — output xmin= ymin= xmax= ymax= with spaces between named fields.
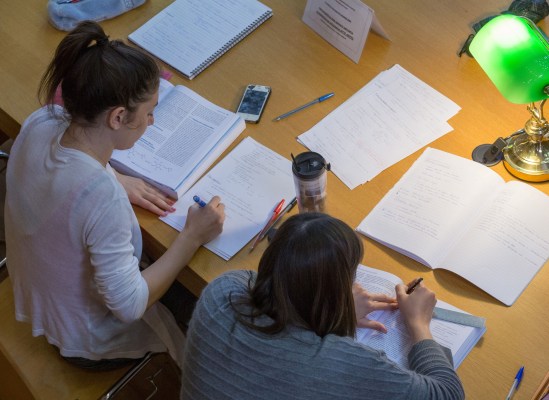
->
xmin=1 ymin=0 xmax=548 ymax=398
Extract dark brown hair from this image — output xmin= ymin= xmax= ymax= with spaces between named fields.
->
xmin=39 ymin=20 xmax=159 ymax=125
xmin=235 ymin=212 xmax=364 ymax=338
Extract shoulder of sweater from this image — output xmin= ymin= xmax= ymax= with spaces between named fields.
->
xmin=206 ymin=270 xmax=256 ymax=294
xmin=198 ymin=271 xmax=251 ymax=310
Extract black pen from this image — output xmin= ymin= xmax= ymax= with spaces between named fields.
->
xmin=406 ymin=277 xmax=423 ymax=294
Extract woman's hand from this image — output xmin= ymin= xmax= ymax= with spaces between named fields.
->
xmin=142 ymin=196 xmax=225 ymax=308
xmin=353 ymin=283 xmax=398 ymax=333
xmin=183 ymin=195 xmax=226 ymax=246
xmin=395 ymin=280 xmax=436 ymax=343
xmin=115 ymin=172 xmax=176 ymax=216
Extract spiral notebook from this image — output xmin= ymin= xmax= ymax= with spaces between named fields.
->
xmin=129 ymin=0 xmax=273 ymax=80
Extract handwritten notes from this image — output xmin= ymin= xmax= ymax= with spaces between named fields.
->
xmin=160 ymin=137 xmax=295 ymax=260
xmin=357 ymin=148 xmax=549 ymax=305
xmin=298 ymin=65 xmax=460 ymax=189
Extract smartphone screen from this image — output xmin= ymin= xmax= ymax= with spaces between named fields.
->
xmin=236 ymin=84 xmax=271 ymax=123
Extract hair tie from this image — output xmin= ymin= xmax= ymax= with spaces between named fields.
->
xmin=96 ymin=36 xmax=109 ymax=47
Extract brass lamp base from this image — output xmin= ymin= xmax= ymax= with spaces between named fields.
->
xmin=503 ymin=133 xmax=549 ymax=182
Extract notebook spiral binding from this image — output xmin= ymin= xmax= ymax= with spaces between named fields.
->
xmin=190 ymin=11 xmax=273 ymax=79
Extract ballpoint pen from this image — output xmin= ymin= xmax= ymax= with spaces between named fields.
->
xmin=406 ymin=277 xmax=423 ymax=294
xmin=506 ymin=366 xmax=524 ymax=400
xmin=249 ymin=199 xmax=285 ymax=252
xmin=273 ymin=93 xmax=334 ymax=121
xmin=193 ymin=195 xmax=207 ymax=208
xmin=264 ymin=197 xmax=298 ymax=238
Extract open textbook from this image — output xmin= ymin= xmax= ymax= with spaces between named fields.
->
xmin=160 ymin=137 xmax=295 ymax=260
xmin=357 ymin=147 xmax=549 ymax=306
xmin=355 ymin=264 xmax=486 ymax=369
xmin=110 ymin=79 xmax=245 ymax=199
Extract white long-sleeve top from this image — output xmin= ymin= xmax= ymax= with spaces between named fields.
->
xmin=5 ymin=106 xmax=180 ymax=360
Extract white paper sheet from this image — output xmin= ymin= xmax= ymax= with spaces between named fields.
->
xmin=298 ymin=65 xmax=460 ymax=189
xmin=160 ymin=137 xmax=296 ymax=260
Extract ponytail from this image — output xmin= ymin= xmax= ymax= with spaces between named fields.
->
xmin=39 ymin=20 xmax=159 ymax=124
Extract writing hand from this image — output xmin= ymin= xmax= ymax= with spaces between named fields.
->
xmin=353 ymin=283 xmax=398 ymax=333
xmin=396 ymin=280 xmax=436 ymax=343
xmin=184 ymin=195 xmax=225 ymax=245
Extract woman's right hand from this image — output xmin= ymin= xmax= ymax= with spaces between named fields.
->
xmin=183 ymin=195 xmax=225 ymax=246
xmin=395 ymin=280 xmax=437 ymax=344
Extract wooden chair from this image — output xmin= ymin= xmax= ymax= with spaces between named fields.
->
xmin=0 ymin=277 xmax=131 ymax=400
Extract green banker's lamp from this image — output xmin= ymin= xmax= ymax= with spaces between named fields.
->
xmin=470 ymin=14 xmax=549 ymax=181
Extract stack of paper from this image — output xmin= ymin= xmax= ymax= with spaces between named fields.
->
xmin=160 ymin=137 xmax=295 ymax=260
xmin=298 ymin=64 xmax=461 ymax=189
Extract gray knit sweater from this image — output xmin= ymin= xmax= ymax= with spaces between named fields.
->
xmin=180 ymin=270 xmax=464 ymax=400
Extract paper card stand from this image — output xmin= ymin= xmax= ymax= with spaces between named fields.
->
xmin=302 ymin=0 xmax=389 ymax=63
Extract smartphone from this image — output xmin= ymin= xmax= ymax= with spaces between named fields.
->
xmin=236 ymin=84 xmax=271 ymax=123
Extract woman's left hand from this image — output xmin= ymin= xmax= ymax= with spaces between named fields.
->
xmin=115 ymin=172 xmax=176 ymax=217
xmin=352 ymin=283 xmax=398 ymax=333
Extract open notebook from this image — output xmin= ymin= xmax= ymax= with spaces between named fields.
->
xmin=129 ymin=0 xmax=273 ymax=80
xmin=357 ymin=148 xmax=549 ymax=306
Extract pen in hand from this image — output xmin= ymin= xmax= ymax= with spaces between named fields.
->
xmin=406 ymin=277 xmax=423 ymax=294
xmin=193 ymin=195 xmax=207 ymax=208
xmin=506 ymin=366 xmax=524 ymax=400
xmin=273 ymin=93 xmax=334 ymax=121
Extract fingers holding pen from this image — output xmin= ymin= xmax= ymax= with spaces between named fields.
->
xmin=396 ymin=280 xmax=436 ymax=343
xmin=202 ymin=195 xmax=222 ymax=208
xmin=185 ymin=195 xmax=226 ymax=244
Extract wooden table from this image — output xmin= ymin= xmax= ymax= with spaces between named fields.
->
xmin=1 ymin=1 xmax=548 ymax=398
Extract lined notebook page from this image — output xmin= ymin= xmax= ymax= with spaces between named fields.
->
xmin=129 ymin=0 xmax=273 ymax=79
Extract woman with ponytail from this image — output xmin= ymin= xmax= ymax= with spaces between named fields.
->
xmin=5 ymin=21 xmax=225 ymax=369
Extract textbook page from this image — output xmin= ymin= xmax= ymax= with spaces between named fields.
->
xmin=357 ymin=148 xmax=549 ymax=305
xmin=354 ymin=265 xmax=485 ymax=369
xmin=160 ymin=137 xmax=295 ymax=260
xmin=298 ymin=65 xmax=460 ymax=189
xmin=110 ymin=82 xmax=245 ymax=198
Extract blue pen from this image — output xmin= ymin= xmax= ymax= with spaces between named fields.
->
xmin=193 ymin=195 xmax=207 ymax=208
xmin=505 ymin=366 xmax=524 ymax=400
xmin=273 ymin=93 xmax=334 ymax=121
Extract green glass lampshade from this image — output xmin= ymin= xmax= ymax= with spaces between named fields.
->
xmin=469 ymin=15 xmax=549 ymax=104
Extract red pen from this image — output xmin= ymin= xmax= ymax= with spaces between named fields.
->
xmin=249 ymin=199 xmax=285 ymax=252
